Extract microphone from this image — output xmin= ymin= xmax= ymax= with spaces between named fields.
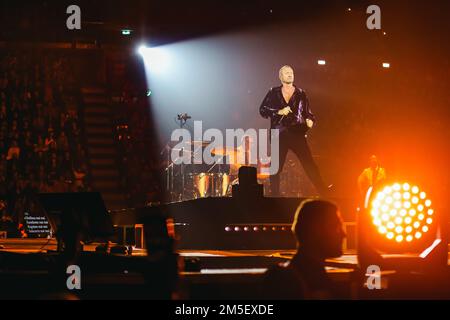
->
xmin=278 ymin=107 xmax=292 ymax=124
xmin=177 ymin=113 xmax=191 ymax=121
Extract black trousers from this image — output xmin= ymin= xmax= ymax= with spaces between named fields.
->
xmin=270 ymin=127 xmax=327 ymax=196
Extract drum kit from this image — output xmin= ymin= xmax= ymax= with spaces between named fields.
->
xmin=162 ymin=140 xmax=237 ymax=201
xmin=162 ymin=114 xmax=271 ymax=201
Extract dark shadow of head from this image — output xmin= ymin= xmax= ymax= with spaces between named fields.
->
xmin=292 ymin=199 xmax=346 ymax=259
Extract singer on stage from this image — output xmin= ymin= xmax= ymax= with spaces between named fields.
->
xmin=259 ymin=65 xmax=329 ymax=196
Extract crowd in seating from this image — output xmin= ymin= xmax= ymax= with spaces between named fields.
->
xmin=114 ymin=83 xmax=161 ymax=207
xmin=0 ymin=50 xmax=89 ymax=229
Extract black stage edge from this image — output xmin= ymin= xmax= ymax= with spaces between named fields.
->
xmin=110 ymin=196 xmax=357 ymax=250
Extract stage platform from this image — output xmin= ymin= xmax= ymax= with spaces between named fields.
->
xmin=1 ymin=238 xmax=450 ymax=299
xmin=0 ymin=238 xmax=356 ymax=299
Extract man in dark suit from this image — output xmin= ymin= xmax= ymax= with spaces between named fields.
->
xmin=260 ymin=65 xmax=329 ymax=196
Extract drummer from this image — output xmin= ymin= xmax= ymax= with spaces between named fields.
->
xmin=211 ymin=135 xmax=268 ymax=180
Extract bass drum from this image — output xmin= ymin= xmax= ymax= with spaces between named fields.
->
xmin=187 ymin=173 xmax=212 ymax=198
xmin=210 ymin=173 xmax=232 ymax=197
xmin=185 ymin=173 xmax=235 ymax=198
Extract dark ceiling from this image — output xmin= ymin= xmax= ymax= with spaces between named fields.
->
xmin=1 ymin=0 xmax=448 ymax=48
xmin=0 ymin=0 xmax=333 ymax=44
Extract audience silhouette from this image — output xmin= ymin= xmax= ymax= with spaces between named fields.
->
xmin=263 ymin=199 xmax=346 ymax=299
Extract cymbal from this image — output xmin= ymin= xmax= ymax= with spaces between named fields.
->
xmin=211 ymin=146 xmax=239 ymax=156
xmin=186 ymin=140 xmax=211 ymax=146
xmin=171 ymin=147 xmax=193 ymax=153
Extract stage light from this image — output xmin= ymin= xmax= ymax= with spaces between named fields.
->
xmin=138 ymin=44 xmax=170 ymax=74
xmin=382 ymin=62 xmax=390 ymax=68
xmin=358 ymin=181 xmax=447 ymax=275
xmin=138 ymin=45 xmax=147 ymax=56
xmin=317 ymin=60 xmax=326 ymax=65
xmin=369 ymin=182 xmax=434 ymax=243
xmin=121 ymin=29 xmax=132 ymax=35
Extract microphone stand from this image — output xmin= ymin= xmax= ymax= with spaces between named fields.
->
xmin=176 ymin=113 xmax=190 ymax=201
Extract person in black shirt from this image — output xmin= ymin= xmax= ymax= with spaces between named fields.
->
xmin=260 ymin=65 xmax=329 ymax=196
xmin=262 ymin=199 xmax=346 ymax=299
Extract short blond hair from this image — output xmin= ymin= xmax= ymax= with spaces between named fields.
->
xmin=279 ymin=65 xmax=293 ymax=80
